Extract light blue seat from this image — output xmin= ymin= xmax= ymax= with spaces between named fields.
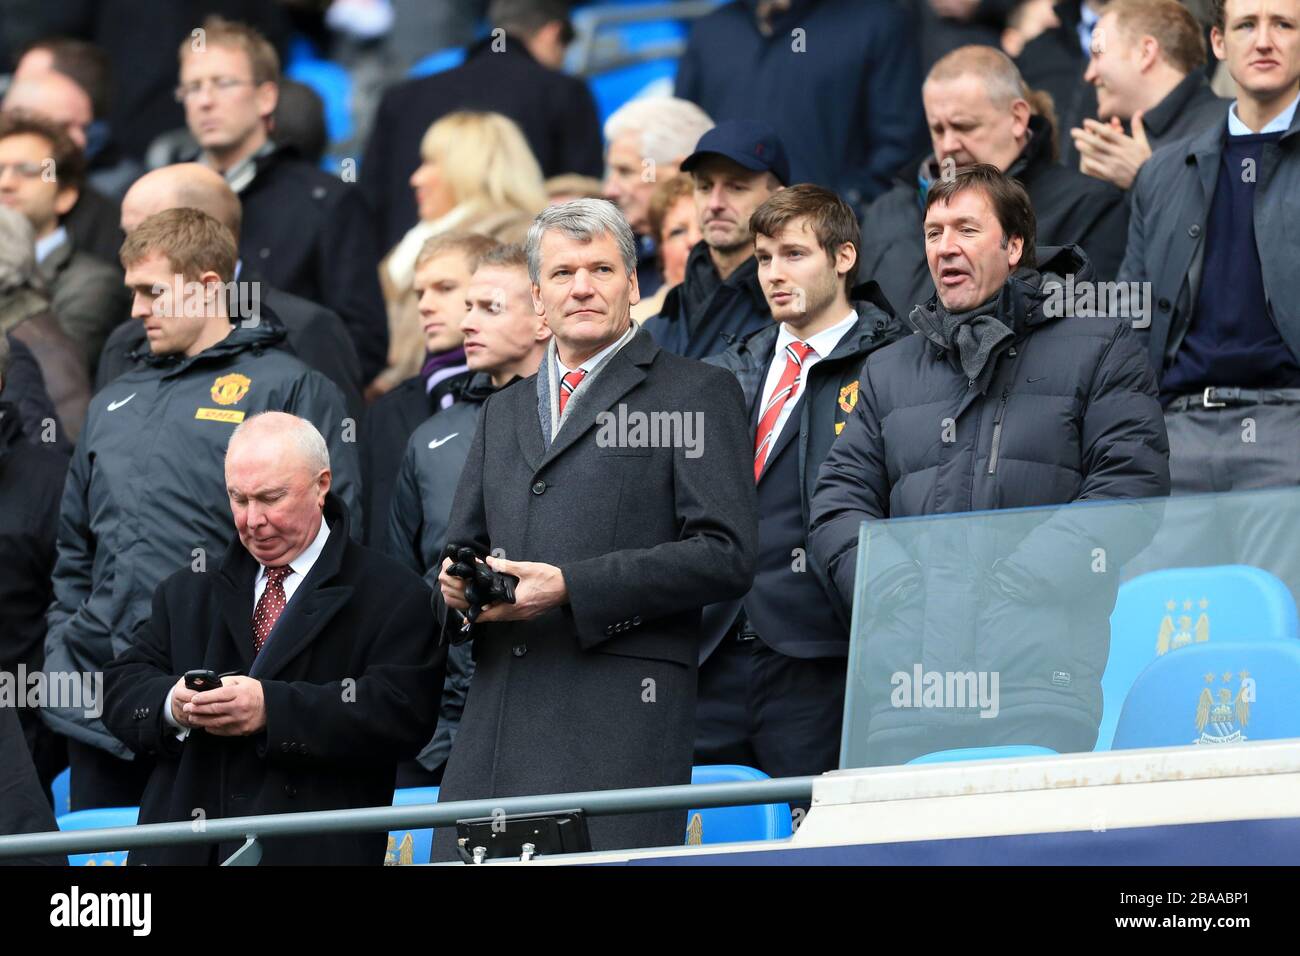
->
xmin=285 ymin=58 xmax=354 ymax=147
xmin=388 ymin=786 xmax=439 ymax=864
xmin=908 ymin=745 xmax=1058 ymax=765
xmin=56 ymin=807 xmax=138 ymax=866
xmin=686 ymin=765 xmax=792 ymax=844
xmin=570 ymin=4 xmax=696 ymax=121
xmin=51 ymin=767 xmax=70 ymax=818
xmin=588 ymin=59 xmax=678 ymax=124
xmin=586 ymin=15 xmax=688 ymax=54
xmin=1100 ymin=565 xmax=1299 ymax=750
xmin=408 ymin=46 xmax=467 ymax=78
xmin=1113 ymin=641 xmax=1300 ymax=749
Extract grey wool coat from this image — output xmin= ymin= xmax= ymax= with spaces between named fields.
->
xmin=430 ymin=326 xmax=757 ymax=860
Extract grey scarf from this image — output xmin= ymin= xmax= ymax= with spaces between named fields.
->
xmin=222 ymin=141 xmax=276 ymax=194
xmin=909 ymin=292 xmax=1014 ymax=394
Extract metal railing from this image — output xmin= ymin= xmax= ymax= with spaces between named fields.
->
xmin=0 ymin=776 xmax=814 ymax=865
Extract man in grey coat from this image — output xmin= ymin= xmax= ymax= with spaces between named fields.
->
xmin=385 ymin=243 xmax=551 ymax=785
xmin=432 ymin=199 xmax=757 ymax=859
xmin=1117 ymin=0 xmax=1300 ymax=594
xmin=43 ymin=208 xmax=361 ymax=811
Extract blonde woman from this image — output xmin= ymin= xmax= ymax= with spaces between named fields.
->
xmin=372 ymin=111 xmax=547 ymax=398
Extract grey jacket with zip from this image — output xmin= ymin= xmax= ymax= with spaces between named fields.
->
xmin=43 ymin=317 xmax=361 ymax=757
xmin=384 ymin=372 xmax=500 ymax=774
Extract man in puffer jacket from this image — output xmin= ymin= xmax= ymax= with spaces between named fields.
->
xmin=810 ymin=165 xmax=1169 ymax=765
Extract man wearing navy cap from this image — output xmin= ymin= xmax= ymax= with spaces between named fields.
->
xmin=643 ymin=120 xmax=786 ymax=360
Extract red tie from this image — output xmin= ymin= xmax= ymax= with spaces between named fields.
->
xmin=558 ymin=368 xmax=587 ymax=416
xmin=252 ymin=565 xmax=292 ymax=653
xmin=754 ymin=341 xmax=815 ymax=481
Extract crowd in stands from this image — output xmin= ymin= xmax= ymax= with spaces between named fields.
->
xmin=1 ymin=0 xmax=1298 ymax=863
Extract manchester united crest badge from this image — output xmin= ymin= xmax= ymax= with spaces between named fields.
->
xmin=838 ymin=380 xmax=859 ymax=413
xmin=210 ymin=373 xmax=251 ymax=406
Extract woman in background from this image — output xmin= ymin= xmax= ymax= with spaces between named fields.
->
xmin=372 ymin=110 xmax=546 ymax=399
xmin=631 ymin=173 xmax=700 ymax=324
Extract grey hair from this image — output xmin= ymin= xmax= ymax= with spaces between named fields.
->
xmin=525 ymin=198 xmax=637 ymax=285
xmin=925 ymin=45 xmax=1030 ymax=111
xmin=228 ymin=411 xmax=330 ymax=476
xmin=0 ymin=206 xmax=40 ymax=294
xmin=603 ymin=96 xmax=714 ymax=166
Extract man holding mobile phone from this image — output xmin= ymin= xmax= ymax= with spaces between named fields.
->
xmin=104 ymin=412 xmax=444 ymax=866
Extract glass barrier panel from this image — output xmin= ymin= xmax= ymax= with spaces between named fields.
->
xmin=841 ymin=487 xmax=1300 ymax=768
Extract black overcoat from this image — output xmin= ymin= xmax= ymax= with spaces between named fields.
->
xmin=104 ymin=496 xmax=444 ymax=865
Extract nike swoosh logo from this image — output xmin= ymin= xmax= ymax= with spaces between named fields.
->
xmin=106 ymin=393 xmax=137 ymax=411
xmin=1026 ymin=376 xmax=1046 ymax=384
xmin=427 ymin=433 xmax=459 ymax=450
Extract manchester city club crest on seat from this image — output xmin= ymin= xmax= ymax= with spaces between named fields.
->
xmin=1157 ymin=597 xmax=1210 ymax=655
xmin=1194 ymin=670 xmax=1252 ymax=745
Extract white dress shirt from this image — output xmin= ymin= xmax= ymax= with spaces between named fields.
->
xmin=163 ymin=518 xmax=332 ymax=738
xmin=35 ymin=225 xmax=68 ymax=265
xmin=556 ymin=324 xmax=635 ymax=390
xmin=757 ymin=311 xmax=858 ymax=451
xmin=253 ymin=517 xmax=331 ymax=609
xmin=549 ymin=321 xmax=638 ymax=437
xmin=1228 ymin=91 xmax=1300 ymax=136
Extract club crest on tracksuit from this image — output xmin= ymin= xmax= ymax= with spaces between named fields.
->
xmin=211 ymin=373 xmax=252 ymax=405
xmin=835 ymin=379 xmax=859 ymax=435
xmin=197 ymin=374 xmax=253 ymax=423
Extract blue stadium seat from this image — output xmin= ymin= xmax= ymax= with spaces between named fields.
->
xmin=408 ymin=46 xmax=467 ymax=78
xmin=569 ymin=3 xmax=705 ymax=121
xmin=1113 ymin=641 xmax=1300 ymax=749
xmin=581 ymin=14 xmax=688 ymax=53
xmin=56 ymin=807 xmax=138 ymax=866
xmin=1100 ymin=565 xmax=1299 ymax=750
xmin=51 ymin=767 xmax=70 ymax=818
xmin=285 ymin=58 xmax=355 ymax=147
xmin=909 ymin=745 xmax=1058 ymax=764
xmin=686 ymin=765 xmax=793 ymax=844
xmin=388 ymin=786 xmax=439 ymax=865
xmin=588 ymin=60 xmax=678 ymax=124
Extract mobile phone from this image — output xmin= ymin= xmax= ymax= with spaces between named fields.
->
xmin=184 ymin=668 xmax=223 ymax=692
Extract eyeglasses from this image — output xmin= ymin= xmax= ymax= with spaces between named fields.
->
xmin=174 ymin=77 xmax=254 ymax=102
xmin=0 ymin=162 xmax=47 ymax=180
